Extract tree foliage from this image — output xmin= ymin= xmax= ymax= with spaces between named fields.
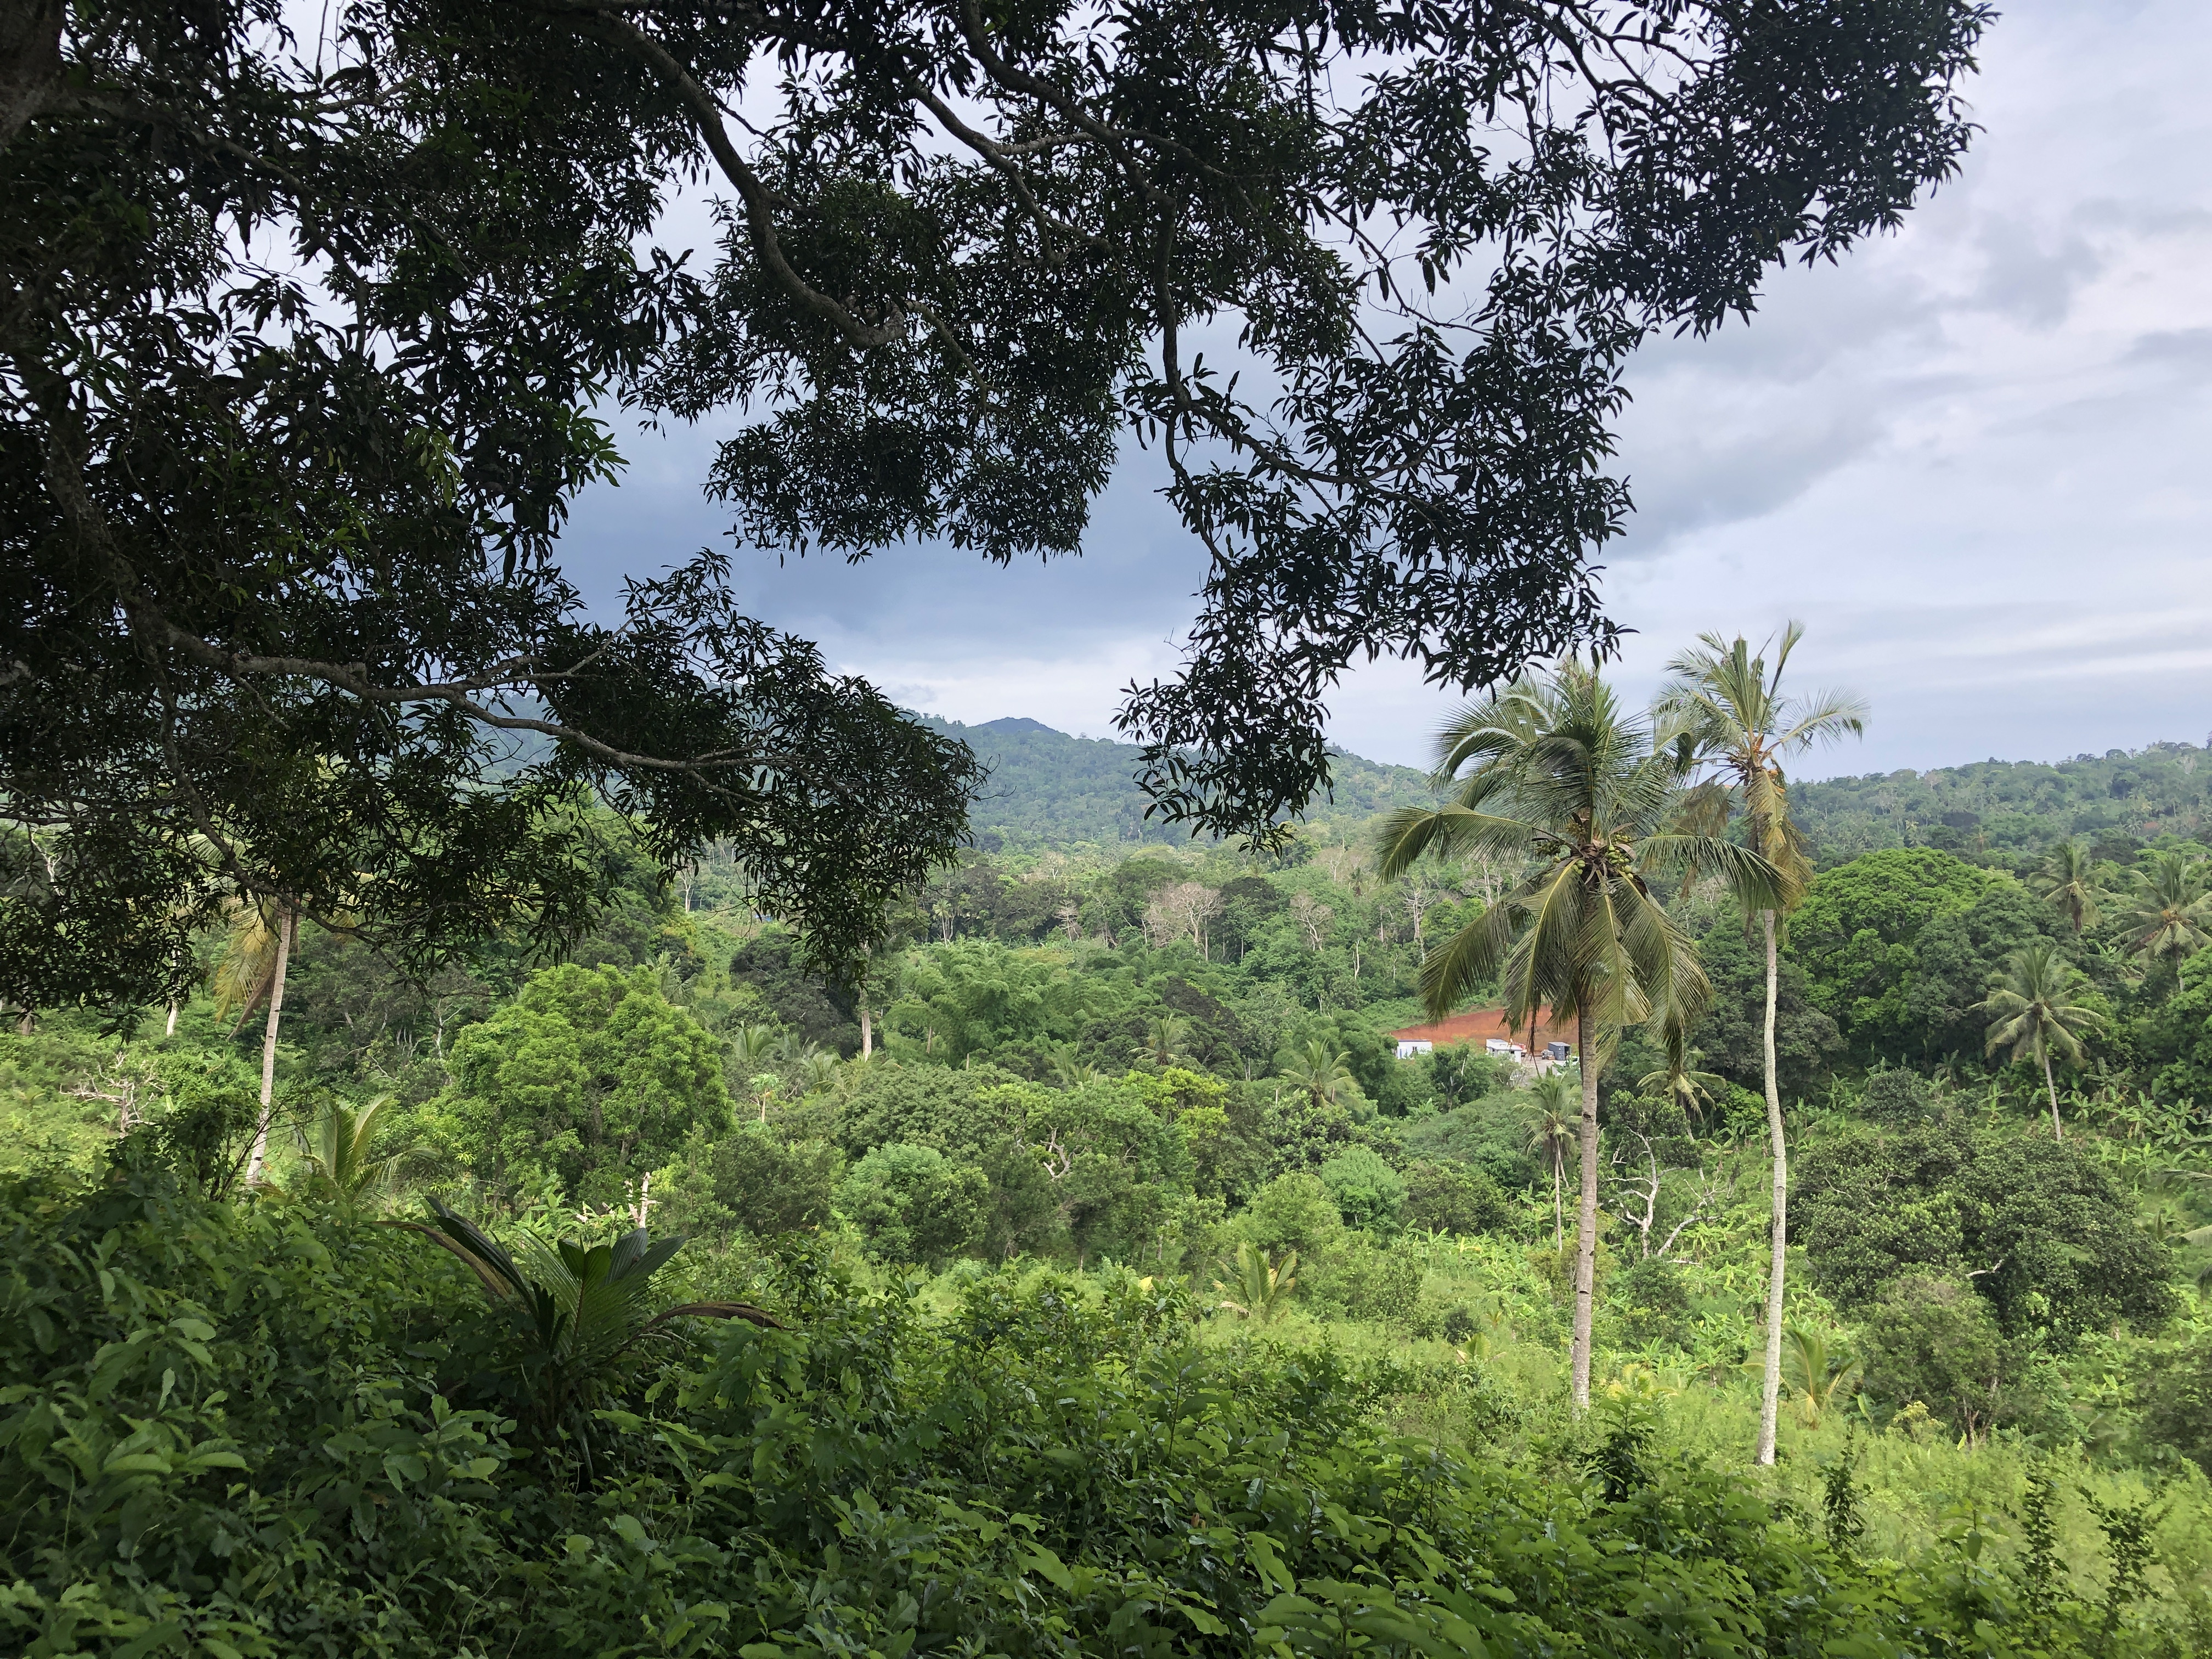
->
xmin=1792 ymin=1119 xmax=2175 ymax=1342
xmin=4 ymin=0 xmax=1991 ymax=1001
xmin=1787 ymin=850 xmax=2062 ymax=1065
xmin=404 ymin=963 xmax=730 ymax=1206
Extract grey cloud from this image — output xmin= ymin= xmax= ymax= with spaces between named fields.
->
xmin=560 ymin=418 xmax=1207 ymax=656
xmin=1968 ymin=212 xmax=2103 ymax=327
xmin=2121 ymin=326 xmax=2212 ymax=372
xmin=1611 ymin=396 xmax=1889 ymax=550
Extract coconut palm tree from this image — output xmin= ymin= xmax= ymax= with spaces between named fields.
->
xmin=1655 ymin=623 xmax=1865 ymax=1467
xmin=1279 ymin=1040 xmax=1357 ymax=1110
xmin=2035 ymin=840 xmax=2102 ymax=935
xmin=1519 ymin=1068 xmax=1579 ymax=1250
xmin=1781 ymin=1324 xmax=1861 ymax=1430
xmin=289 ymin=1096 xmax=415 ymax=1212
xmin=1974 ymin=940 xmax=2103 ymax=1140
xmin=1132 ymin=1012 xmax=1193 ymax=1068
xmin=2119 ymin=850 xmax=2211 ymax=969
xmin=411 ymin=1201 xmax=783 ymax=1482
xmin=212 ymin=894 xmax=298 ymax=1186
xmin=730 ymin=1024 xmax=780 ymax=1066
xmin=1376 ymin=663 xmax=1782 ymax=1409
xmin=1635 ymin=1054 xmax=1728 ymax=1133
xmin=1046 ymin=1042 xmax=1102 ymax=1088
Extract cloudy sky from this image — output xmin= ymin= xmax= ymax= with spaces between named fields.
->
xmin=561 ymin=0 xmax=2212 ymax=778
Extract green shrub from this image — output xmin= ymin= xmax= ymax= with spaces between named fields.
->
xmin=1327 ymin=1235 xmax=1425 ymax=1330
xmin=1401 ymin=1093 xmax=1540 ymax=1189
xmin=2139 ymin=1327 xmax=2212 ymax=1475
xmin=1858 ymin=1274 xmax=2008 ymax=1437
xmin=1794 ymin=1120 xmax=2175 ymax=1341
xmin=1317 ymin=1145 xmax=1408 ymax=1233
xmin=1232 ymin=1170 xmax=1345 ymax=1261
xmin=836 ymin=1142 xmax=989 ymax=1267
xmin=0 ymin=1152 xmax=2180 ymax=1659
xmin=1403 ymin=1159 xmax=1511 ymax=1234
xmin=704 ymin=1127 xmax=841 ymax=1238
xmin=1858 ymin=1068 xmax=1936 ymax=1124
xmin=1611 ymin=1256 xmax=1694 ymax=1351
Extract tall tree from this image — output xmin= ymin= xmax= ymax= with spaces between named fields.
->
xmin=1376 ymin=664 xmax=1780 ymax=1408
xmin=1655 ymin=623 xmax=1865 ymax=1466
xmin=1974 ymin=940 xmax=2102 ymax=1141
xmin=211 ymin=896 xmax=298 ymax=1185
xmin=4 ymin=2 xmax=1989 ymax=1014
xmin=2120 ymin=851 xmax=2211 ymax=971
xmin=2035 ymin=840 xmax=2102 ymax=935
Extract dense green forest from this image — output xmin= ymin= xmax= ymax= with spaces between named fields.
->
xmin=0 ymin=0 xmax=2186 ymax=1650
xmin=918 ymin=712 xmax=2212 ymax=868
xmin=8 ymin=695 xmax=2212 ymax=1655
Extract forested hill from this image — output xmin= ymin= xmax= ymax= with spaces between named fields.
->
xmin=1790 ymin=740 xmax=2211 ymax=865
xmin=928 ymin=713 xmax=2212 ymax=864
xmin=920 ymin=715 xmax=1436 ymax=850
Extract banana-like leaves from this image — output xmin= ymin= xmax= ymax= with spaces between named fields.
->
xmin=405 ymin=1199 xmax=782 ymax=1480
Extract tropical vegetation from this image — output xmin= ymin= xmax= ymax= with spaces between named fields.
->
xmin=8 ymin=664 xmax=2212 ymax=1655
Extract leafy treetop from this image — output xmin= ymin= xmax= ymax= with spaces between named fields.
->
xmin=3 ymin=0 xmax=1989 ymax=1013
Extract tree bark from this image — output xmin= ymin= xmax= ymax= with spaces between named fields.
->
xmin=859 ymin=986 xmax=873 ymax=1058
xmin=165 ymin=999 xmax=178 ymax=1037
xmin=2042 ymin=1048 xmax=2062 ymax=1140
xmin=1552 ymin=1146 xmax=1563 ymax=1251
xmin=246 ymin=906 xmax=295 ymax=1185
xmin=1756 ymin=909 xmax=1787 ymax=1466
xmin=1570 ymin=1003 xmax=1600 ymax=1411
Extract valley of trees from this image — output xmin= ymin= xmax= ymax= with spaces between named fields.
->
xmin=17 ymin=1 xmax=2212 ymax=1655
xmin=8 ymin=650 xmax=2212 ymax=1656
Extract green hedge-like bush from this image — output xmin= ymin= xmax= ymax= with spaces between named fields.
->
xmin=0 ymin=1153 xmax=2183 ymax=1657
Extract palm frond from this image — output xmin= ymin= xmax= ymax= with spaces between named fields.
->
xmin=1417 ymin=885 xmax=1533 ymax=1020
xmin=1640 ymin=834 xmax=1789 ymax=913
xmin=1375 ymin=804 xmax=1544 ymax=881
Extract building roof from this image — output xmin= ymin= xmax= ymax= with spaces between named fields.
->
xmin=1390 ymin=1007 xmax=1575 ymax=1049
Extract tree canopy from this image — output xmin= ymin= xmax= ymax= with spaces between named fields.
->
xmin=3 ymin=0 xmax=1991 ymax=1014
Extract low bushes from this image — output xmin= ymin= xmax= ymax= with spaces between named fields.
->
xmin=5 ymin=1152 xmax=2204 ymax=1656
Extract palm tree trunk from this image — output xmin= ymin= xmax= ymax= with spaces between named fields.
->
xmin=1553 ymin=1146 xmax=1563 ymax=1251
xmin=165 ymin=999 xmax=178 ymax=1037
xmin=2042 ymin=1048 xmax=2062 ymax=1141
xmin=246 ymin=905 xmax=294 ymax=1185
xmin=1756 ymin=909 xmax=1787 ymax=1467
xmin=1571 ymin=1003 xmax=1600 ymax=1411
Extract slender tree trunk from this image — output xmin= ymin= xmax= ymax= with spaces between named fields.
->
xmin=1553 ymin=1147 xmax=1563 ymax=1251
xmin=859 ymin=986 xmax=872 ymax=1058
xmin=165 ymin=999 xmax=178 ymax=1037
xmin=246 ymin=906 xmax=295 ymax=1185
xmin=2042 ymin=1048 xmax=2062 ymax=1141
xmin=1571 ymin=1004 xmax=1600 ymax=1411
xmin=1756 ymin=909 xmax=1787 ymax=1467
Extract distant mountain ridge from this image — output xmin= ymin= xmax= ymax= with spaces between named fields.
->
xmin=1787 ymin=741 xmax=2210 ymax=864
xmin=924 ymin=714 xmax=2212 ymax=862
xmin=918 ymin=714 xmax=1436 ymax=850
